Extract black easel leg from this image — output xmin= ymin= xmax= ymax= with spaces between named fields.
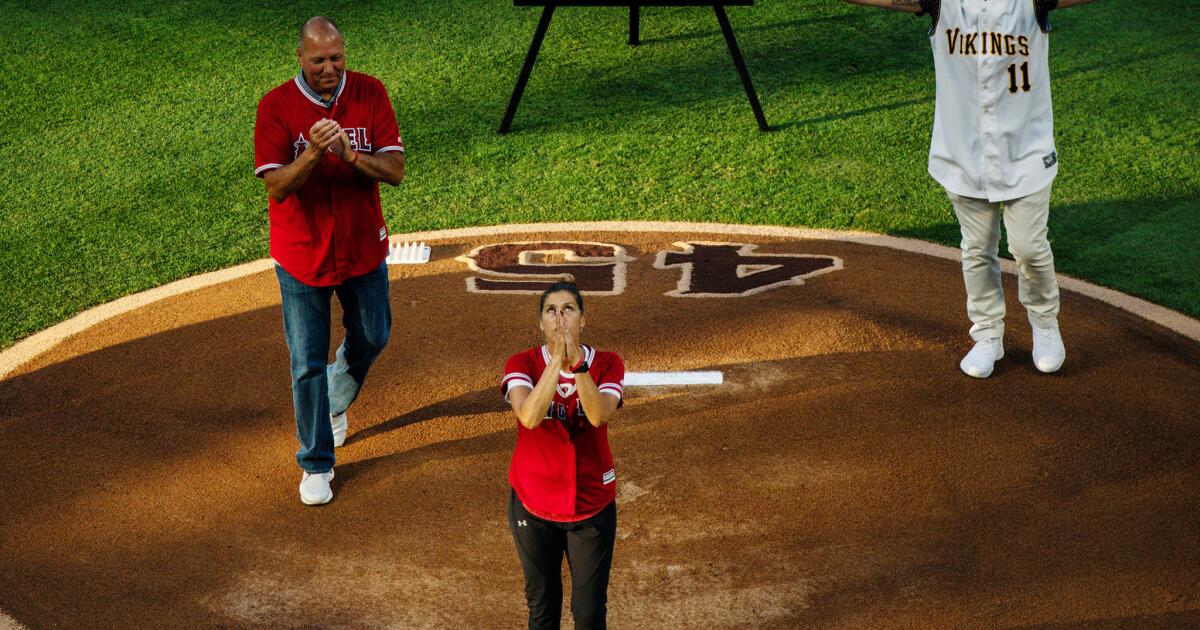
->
xmin=500 ymin=6 xmax=556 ymax=134
xmin=714 ymin=5 xmax=768 ymax=132
xmin=629 ymin=5 xmax=640 ymax=46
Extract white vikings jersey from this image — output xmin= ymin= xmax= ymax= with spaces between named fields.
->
xmin=928 ymin=0 xmax=1057 ymax=202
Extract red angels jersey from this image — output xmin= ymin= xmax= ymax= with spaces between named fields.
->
xmin=501 ymin=344 xmax=625 ymax=521
xmin=253 ymin=70 xmax=405 ymax=286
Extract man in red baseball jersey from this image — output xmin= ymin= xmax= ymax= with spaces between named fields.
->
xmin=254 ymin=16 xmax=405 ymax=505
xmin=502 ymin=278 xmax=625 ymax=630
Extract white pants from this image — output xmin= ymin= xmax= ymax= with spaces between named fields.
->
xmin=948 ymin=184 xmax=1060 ymax=342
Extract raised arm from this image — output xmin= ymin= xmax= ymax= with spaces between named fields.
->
xmin=261 ymin=118 xmax=341 ymax=203
xmin=841 ymin=0 xmax=924 ymax=13
xmin=508 ymin=354 xmax=561 ymax=431
xmin=329 ymin=128 xmax=405 ymax=186
xmin=1035 ymin=0 xmax=1098 ymax=31
xmin=574 ymin=370 xmax=619 ymax=428
xmin=351 ymin=150 xmax=404 ymax=187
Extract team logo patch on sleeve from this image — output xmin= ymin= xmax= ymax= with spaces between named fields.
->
xmin=602 ymin=469 xmax=616 ymax=485
xmin=1043 ymin=151 xmax=1057 ymax=168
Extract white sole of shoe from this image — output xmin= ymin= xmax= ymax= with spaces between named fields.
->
xmin=1034 ymin=357 xmax=1065 ymax=374
xmin=962 ymin=365 xmax=992 ymax=378
xmin=960 ymin=347 xmax=1003 ymax=379
xmin=300 ymin=470 xmax=335 ymax=506
xmin=301 ymin=487 xmax=333 ymax=506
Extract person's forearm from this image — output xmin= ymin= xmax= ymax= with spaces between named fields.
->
xmin=841 ymin=0 xmax=923 ymax=13
xmin=263 ymin=149 xmax=322 ymax=203
xmin=575 ymin=373 xmax=615 ymax=428
xmin=350 ymin=151 xmax=405 ymax=186
xmin=516 ymin=365 xmax=560 ymax=430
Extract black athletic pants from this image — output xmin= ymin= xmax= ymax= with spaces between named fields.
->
xmin=508 ymin=490 xmax=617 ymax=630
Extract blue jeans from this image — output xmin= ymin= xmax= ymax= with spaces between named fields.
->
xmin=275 ymin=262 xmax=391 ymax=473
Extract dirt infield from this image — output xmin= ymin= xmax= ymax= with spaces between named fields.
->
xmin=1 ymin=225 xmax=1198 ymax=628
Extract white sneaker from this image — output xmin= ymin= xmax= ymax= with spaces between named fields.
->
xmin=299 ymin=470 xmax=334 ymax=505
xmin=331 ymin=411 xmax=348 ymax=448
xmin=1031 ymin=322 xmax=1066 ymax=373
xmin=960 ymin=338 xmax=1004 ymax=378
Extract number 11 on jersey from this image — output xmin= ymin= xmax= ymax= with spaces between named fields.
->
xmin=1008 ymin=61 xmax=1031 ymax=93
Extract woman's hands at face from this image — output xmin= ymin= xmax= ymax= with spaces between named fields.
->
xmin=559 ymin=313 xmax=582 ymax=370
xmin=549 ymin=332 xmax=564 ymax=360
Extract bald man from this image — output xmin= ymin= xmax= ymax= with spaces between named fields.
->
xmin=254 ymin=16 xmax=406 ymax=505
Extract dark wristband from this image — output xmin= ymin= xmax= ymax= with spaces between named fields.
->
xmin=571 ymin=357 xmax=590 ymax=374
xmin=1035 ymin=0 xmax=1056 ymax=32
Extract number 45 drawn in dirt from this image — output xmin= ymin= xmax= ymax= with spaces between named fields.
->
xmin=455 ymin=241 xmax=842 ymax=297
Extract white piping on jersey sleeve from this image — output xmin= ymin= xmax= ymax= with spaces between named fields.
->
xmin=502 ymin=372 xmax=534 ymax=403
xmin=375 ymin=145 xmax=405 ymax=154
xmin=597 ymin=382 xmax=623 ymax=401
xmin=255 ymin=163 xmax=284 ymax=176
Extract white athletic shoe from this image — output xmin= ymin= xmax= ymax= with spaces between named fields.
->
xmin=960 ymin=338 xmax=1005 ymax=378
xmin=331 ymin=411 xmax=348 ymax=448
xmin=300 ymin=470 xmax=334 ymax=505
xmin=1031 ymin=322 xmax=1066 ymax=373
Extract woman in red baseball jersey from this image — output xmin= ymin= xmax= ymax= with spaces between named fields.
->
xmin=501 ymin=277 xmax=625 ymax=630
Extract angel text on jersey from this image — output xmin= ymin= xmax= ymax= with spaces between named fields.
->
xmin=292 ymin=128 xmax=373 ymax=159
xmin=544 ymin=402 xmax=572 ymax=421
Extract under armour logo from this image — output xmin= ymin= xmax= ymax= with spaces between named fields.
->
xmin=517 ymin=520 xmax=528 ymax=527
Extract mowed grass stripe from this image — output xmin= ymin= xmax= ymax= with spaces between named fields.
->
xmin=1 ymin=0 xmax=1197 ymax=348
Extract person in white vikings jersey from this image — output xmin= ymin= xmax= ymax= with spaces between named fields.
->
xmin=842 ymin=0 xmax=1098 ymax=378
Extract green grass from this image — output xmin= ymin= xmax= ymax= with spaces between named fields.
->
xmin=1 ymin=0 xmax=1197 ymax=349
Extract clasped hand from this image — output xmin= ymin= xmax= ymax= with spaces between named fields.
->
xmin=548 ymin=313 xmax=583 ymax=372
xmin=307 ymin=118 xmax=355 ymax=162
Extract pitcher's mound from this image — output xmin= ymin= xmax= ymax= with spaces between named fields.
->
xmin=1 ymin=226 xmax=1198 ymax=627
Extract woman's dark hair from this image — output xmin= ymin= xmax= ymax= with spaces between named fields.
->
xmin=539 ymin=274 xmax=583 ymax=313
